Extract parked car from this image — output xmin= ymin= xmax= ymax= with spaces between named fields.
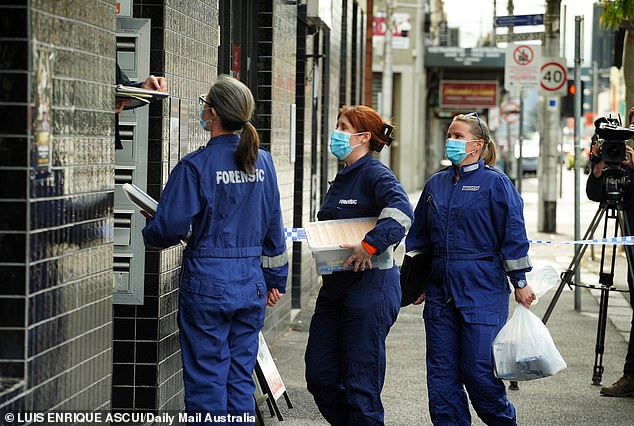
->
xmin=515 ymin=133 xmax=539 ymax=175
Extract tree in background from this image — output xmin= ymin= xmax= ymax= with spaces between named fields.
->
xmin=601 ymin=0 xmax=634 ymax=108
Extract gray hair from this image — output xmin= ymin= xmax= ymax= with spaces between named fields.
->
xmin=205 ymin=75 xmax=259 ymax=173
xmin=207 ymin=75 xmax=255 ymax=130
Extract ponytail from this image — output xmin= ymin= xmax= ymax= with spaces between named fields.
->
xmin=482 ymin=140 xmax=497 ymax=166
xmin=205 ymin=75 xmax=259 ymax=173
xmin=235 ymin=122 xmax=259 ymax=174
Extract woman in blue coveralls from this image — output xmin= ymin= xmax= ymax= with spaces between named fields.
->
xmin=405 ymin=113 xmax=536 ymax=425
xmin=142 ymin=75 xmax=288 ymax=424
xmin=304 ymin=105 xmax=414 ymax=425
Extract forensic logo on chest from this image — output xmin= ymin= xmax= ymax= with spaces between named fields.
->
xmin=338 ymin=199 xmax=358 ymax=205
xmin=462 ymin=185 xmax=480 ymax=191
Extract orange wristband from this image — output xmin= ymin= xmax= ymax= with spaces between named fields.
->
xmin=361 ymin=241 xmax=378 ymax=255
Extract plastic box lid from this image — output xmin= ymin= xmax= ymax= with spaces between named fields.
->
xmin=305 ymin=217 xmax=377 ymax=252
xmin=304 ymin=217 xmax=394 ymax=274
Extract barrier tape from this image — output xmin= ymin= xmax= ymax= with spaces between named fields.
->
xmin=283 ymin=228 xmax=634 ymax=246
xmin=284 ymin=227 xmax=307 ymax=242
xmin=529 ymin=235 xmax=634 ymax=245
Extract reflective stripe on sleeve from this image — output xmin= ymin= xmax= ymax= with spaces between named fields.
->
xmin=378 ymin=207 xmax=412 ymax=232
xmin=504 ymin=256 xmax=532 ymax=272
xmin=262 ymin=251 xmax=288 ymax=268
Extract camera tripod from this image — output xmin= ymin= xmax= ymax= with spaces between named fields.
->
xmin=541 ymin=174 xmax=634 ymax=385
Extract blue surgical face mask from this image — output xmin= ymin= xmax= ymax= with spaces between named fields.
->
xmin=445 ymin=138 xmax=478 ymax=165
xmin=199 ymin=109 xmax=212 ymax=131
xmin=330 ymin=130 xmax=362 ymax=160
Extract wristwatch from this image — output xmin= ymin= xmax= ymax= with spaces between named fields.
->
xmin=511 ymin=279 xmax=527 ymax=289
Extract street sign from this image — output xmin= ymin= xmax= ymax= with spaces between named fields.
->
xmin=495 ymin=32 xmax=544 ymax=43
xmin=547 ymin=98 xmax=558 ymax=111
xmin=501 ymin=101 xmax=520 ymax=124
xmin=425 ymin=47 xmax=505 ymax=68
xmin=504 ymin=44 xmax=541 ymax=91
xmin=494 ymin=14 xmax=544 ymax=27
xmin=540 ymin=57 xmax=568 ymax=97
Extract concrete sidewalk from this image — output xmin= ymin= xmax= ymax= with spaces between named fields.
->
xmin=262 ymin=171 xmax=634 ymax=425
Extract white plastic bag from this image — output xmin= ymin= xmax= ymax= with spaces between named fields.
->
xmin=525 ymin=264 xmax=559 ymax=304
xmin=493 ymin=304 xmax=567 ymax=381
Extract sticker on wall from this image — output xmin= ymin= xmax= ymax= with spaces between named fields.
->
xmin=33 ymin=47 xmax=53 ymax=182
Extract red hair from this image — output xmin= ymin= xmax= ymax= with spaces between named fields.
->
xmin=337 ymin=105 xmax=392 ymax=152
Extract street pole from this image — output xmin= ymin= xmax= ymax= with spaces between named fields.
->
xmin=492 ymin=0 xmax=496 ymax=44
xmin=538 ymin=0 xmax=561 ymax=233
xmin=413 ymin=0 xmax=426 ymax=180
xmin=592 ymin=60 xmax=599 ymax=114
xmin=573 ymin=16 xmax=583 ymax=311
xmin=508 ymin=0 xmax=516 ymax=190
xmin=507 ymin=0 xmax=514 ymax=42
xmin=381 ymin=0 xmax=394 ymax=167
xmin=518 ymin=90 xmax=524 ymax=194
xmin=561 ymin=5 xmax=567 ymax=58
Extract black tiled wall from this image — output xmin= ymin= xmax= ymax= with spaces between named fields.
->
xmin=110 ymin=0 xmax=221 ymax=414
xmin=110 ymin=0 xmax=304 ymax=412
xmin=0 ymin=0 xmax=29 ymax=394
xmin=258 ymin=0 xmax=298 ymax=340
xmin=292 ymin=3 xmax=308 ymax=309
xmin=0 ymin=0 xmax=114 ymax=414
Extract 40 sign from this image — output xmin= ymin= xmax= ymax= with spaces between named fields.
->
xmin=540 ymin=57 xmax=567 ymax=97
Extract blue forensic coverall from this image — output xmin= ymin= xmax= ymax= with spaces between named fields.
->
xmin=405 ymin=159 xmax=532 ymax=426
xmin=143 ymin=134 xmax=288 ymax=424
xmin=304 ymin=153 xmax=414 ymax=425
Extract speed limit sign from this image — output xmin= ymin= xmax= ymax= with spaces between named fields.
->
xmin=540 ymin=57 xmax=567 ymax=96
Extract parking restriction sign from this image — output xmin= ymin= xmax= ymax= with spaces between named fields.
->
xmin=501 ymin=101 xmax=520 ymax=124
xmin=504 ymin=44 xmax=541 ymax=91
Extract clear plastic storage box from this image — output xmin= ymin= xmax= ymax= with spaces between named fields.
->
xmin=305 ymin=217 xmax=394 ymax=275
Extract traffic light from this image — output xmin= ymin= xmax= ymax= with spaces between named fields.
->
xmin=561 ymin=80 xmax=585 ymax=118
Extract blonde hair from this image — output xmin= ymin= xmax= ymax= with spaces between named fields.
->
xmin=452 ymin=113 xmax=497 ymax=166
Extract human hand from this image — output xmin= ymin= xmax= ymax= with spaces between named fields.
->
xmin=622 ymin=145 xmax=634 ymax=169
xmin=266 ymin=288 xmax=283 ymax=307
xmin=590 ymin=142 xmax=605 ymax=177
xmin=413 ymin=293 xmax=426 ymax=305
xmin=341 ymin=242 xmax=373 ymax=272
xmin=142 ymin=75 xmax=167 ymax=92
xmin=115 ymin=98 xmax=132 ymax=113
xmin=590 ymin=140 xmax=601 ymax=158
xmin=592 ymin=160 xmax=605 ymax=178
xmin=514 ymin=284 xmax=536 ymax=309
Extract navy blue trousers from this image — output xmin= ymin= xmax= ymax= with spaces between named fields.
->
xmin=178 ymin=258 xmax=266 ymax=425
xmin=424 ymin=301 xmax=516 ymax=426
xmin=305 ymin=268 xmax=401 ymax=425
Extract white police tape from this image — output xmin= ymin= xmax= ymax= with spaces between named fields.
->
xmin=284 ymin=228 xmax=634 ymax=246
xmin=529 ymin=235 xmax=634 ymax=245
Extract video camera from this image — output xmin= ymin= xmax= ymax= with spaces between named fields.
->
xmin=590 ymin=115 xmax=634 ymax=203
xmin=591 ymin=116 xmax=634 ymax=168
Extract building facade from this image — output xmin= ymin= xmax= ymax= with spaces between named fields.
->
xmin=371 ymin=0 xmax=427 ymax=191
xmin=0 ymin=0 xmax=371 ymax=417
